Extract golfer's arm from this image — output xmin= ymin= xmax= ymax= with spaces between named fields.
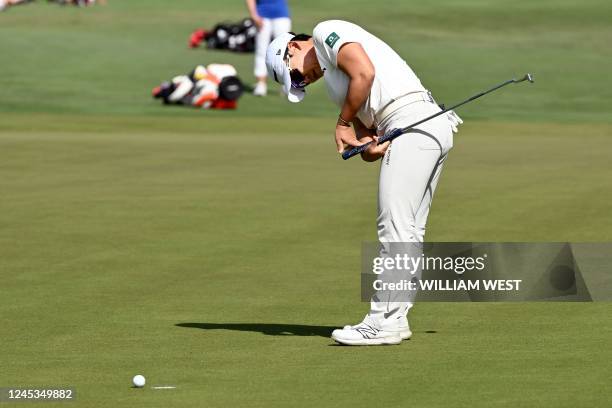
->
xmin=353 ymin=118 xmax=376 ymax=141
xmin=245 ymin=0 xmax=258 ymax=18
xmin=353 ymin=118 xmax=387 ymax=162
xmin=337 ymin=43 xmax=375 ymax=123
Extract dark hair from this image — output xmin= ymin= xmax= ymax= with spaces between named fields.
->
xmin=289 ymin=32 xmax=312 ymax=41
xmin=284 ymin=33 xmax=312 ymax=60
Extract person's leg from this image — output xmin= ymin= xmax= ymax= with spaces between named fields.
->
xmin=253 ymin=17 xmax=290 ymax=96
xmin=332 ymin=103 xmax=453 ymax=345
xmin=371 ymin=104 xmax=453 ymax=326
xmin=405 ymin=107 xmax=453 ymax=242
xmin=253 ymin=18 xmax=272 ymax=96
xmin=332 ymin=134 xmax=441 ymax=345
xmin=413 ymin=153 xmax=448 ymax=242
xmin=271 ymin=17 xmax=292 ymax=37
xmin=369 ymin=133 xmax=441 ymax=325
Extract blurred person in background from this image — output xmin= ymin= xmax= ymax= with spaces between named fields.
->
xmin=246 ymin=0 xmax=291 ymax=96
xmin=0 ymin=0 xmax=32 ymax=11
xmin=1 ymin=0 xmax=106 ymax=11
xmin=47 ymin=0 xmax=106 ymax=6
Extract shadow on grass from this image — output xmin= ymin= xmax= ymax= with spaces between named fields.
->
xmin=175 ymin=322 xmax=335 ymax=338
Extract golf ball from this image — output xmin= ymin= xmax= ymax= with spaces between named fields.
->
xmin=132 ymin=375 xmax=146 ymax=388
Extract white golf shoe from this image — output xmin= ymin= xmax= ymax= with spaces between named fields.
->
xmin=253 ymin=81 xmax=267 ymax=96
xmin=332 ymin=315 xmax=405 ymax=346
xmin=343 ymin=314 xmax=412 ymax=340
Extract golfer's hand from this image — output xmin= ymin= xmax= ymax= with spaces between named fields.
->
xmin=335 ymin=123 xmax=363 ymax=153
xmin=360 ymin=136 xmax=391 ymax=162
xmin=252 ymin=15 xmax=264 ymax=30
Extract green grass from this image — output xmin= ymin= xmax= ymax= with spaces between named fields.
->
xmin=1 ymin=1 xmax=612 ymax=407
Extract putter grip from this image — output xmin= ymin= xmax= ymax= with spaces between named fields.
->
xmin=341 ymin=128 xmax=404 ymax=160
xmin=342 ymin=142 xmax=371 ymax=160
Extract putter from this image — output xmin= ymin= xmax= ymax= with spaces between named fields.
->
xmin=342 ymin=73 xmax=534 ymax=160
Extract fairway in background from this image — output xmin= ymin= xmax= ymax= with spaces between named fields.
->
xmin=0 ymin=0 xmax=611 ymax=122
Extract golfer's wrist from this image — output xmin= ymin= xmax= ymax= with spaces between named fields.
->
xmin=337 ymin=115 xmax=351 ymax=127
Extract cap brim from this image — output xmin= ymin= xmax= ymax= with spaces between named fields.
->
xmin=287 ymin=87 xmax=305 ymax=103
xmin=282 ymin=69 xmax=306 ymax=103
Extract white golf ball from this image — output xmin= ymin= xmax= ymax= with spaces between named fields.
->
xmin=132 ymin=375 xmax=146 ymax=388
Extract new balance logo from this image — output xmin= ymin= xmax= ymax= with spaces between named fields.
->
xmin=355 ymin=325 xmax=379 ymax=339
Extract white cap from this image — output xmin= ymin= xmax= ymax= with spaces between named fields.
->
xmin=265 ymin=32 xmax=306 ymax=103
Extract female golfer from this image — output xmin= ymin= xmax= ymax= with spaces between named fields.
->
xmin=266 ymin=20 xmax=462 ymax=345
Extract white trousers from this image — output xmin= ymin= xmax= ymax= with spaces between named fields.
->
xmin=254 ymin=17 xmax=292 ymax=78
xmin=370 ymin=100 xmax=454 ymax=321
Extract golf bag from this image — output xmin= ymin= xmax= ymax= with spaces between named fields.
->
xmin=152 ymin=64 xmax=244 ymax=110
xmin=47 ymin=0 xmax=99 ymax=5
xmin=189 ymin=18 xmax=257 ymax=53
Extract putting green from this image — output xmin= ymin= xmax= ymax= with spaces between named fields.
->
xmin=1 ymin=1 xmax=611 ymax=406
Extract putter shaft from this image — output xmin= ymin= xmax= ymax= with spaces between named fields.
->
xmin=342 ymin=74 xmax=533 ymax=160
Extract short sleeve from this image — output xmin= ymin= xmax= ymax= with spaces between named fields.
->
xmin=313 ymin=20 xmax=355 ymax=68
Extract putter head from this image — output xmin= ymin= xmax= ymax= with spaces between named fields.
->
xmin=518 ymin=73 xmax=534 ymax=83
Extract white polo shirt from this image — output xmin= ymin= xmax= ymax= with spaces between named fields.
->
xmin=313 ymin=20 xmax=426 ymax=128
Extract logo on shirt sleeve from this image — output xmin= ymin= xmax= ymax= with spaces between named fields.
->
xmin=325 ymin=32 xmax=340 ymax=48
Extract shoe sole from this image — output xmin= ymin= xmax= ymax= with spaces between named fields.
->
xmin=343 ymin=327 xmax=412 ymax=340
xmin=332 ymin=334 xmax=402 ymax=346
xmin=399 ymin=330 xmax=412 ymax=340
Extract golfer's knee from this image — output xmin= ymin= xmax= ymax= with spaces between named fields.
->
xmin=377 ymin=208 xmax=420 ymax=242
